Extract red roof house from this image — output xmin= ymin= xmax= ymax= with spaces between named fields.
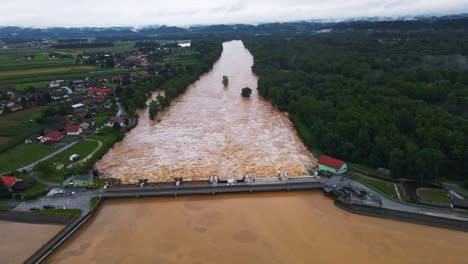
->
xmin=88 ymin=87 xmax=101 ymax=93
xmin=0 ymin=176 xmax=18 ymax=188
xmin=42 ymin=131 xmax=63 ymax=143
xmin=66 ymin=125 xmax=82 ymax=135
xmin=95 ymin=95 xmax=105 ymax=101
xmin=318 ymin=155 xmax=347 ymax=174
xmin=88 ymin=87 xmax=112 ymax=94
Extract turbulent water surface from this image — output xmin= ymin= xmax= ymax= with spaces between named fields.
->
xmin=45 ymin=192 xmax=468 ymax=264
xmin=97 ymin=40 xmax=316 ymax=183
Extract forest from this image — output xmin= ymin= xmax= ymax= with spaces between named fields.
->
xmin=244 ymin=32 xmax=468 ymax=184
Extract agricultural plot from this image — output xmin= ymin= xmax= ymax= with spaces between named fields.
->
xmin=164 ymin=53 xmax=199 ymax=65
xmin=0 ymin=41 xmax=136 ymax=87
xmin=0 ymin=107 xmax=47 ymax=153
xmin=0 ymin=143 xmax=58 ymax=174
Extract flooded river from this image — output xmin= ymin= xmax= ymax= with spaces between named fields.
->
xmin=46 ymin=192 xmax=468 ymax=263
xmin=0 ymin=221 xmax=63 ymax=263
xmin=96 ymin=40 xmax=316 ymax=183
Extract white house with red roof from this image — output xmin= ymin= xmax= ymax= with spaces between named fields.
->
xmin=41 ymin=131 xmax=63 ymax=143
xmin=66 ymin=125 xmax=82 ymax=136
xmin=318 ymin=155 xmax=347 ymax=174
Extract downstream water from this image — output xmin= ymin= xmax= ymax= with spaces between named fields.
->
xmin=96 ymin=40 xmax=316 ymax=183
xmin=0 ymin=221 xmax=63 ymax=263
xmin=46 ymin=192 xmax=468 ymax=263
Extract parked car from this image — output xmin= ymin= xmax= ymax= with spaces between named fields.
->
xmin=43 ymin=205 xmax=56 ymax=209
xmin=30 ymin=206 xmax=40 ymax=211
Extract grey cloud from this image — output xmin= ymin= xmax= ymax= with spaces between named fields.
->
xmin=0 ymin=0 xmax=467 ymax=27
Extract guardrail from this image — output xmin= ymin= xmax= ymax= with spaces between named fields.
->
xmin=103 ymin=181 xmax=324 ymax=198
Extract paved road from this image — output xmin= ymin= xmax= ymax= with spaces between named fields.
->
xmin=332 ymin=176 xmax=468 ymax=221
xmin=14 ymin=188 xmax=100 ymax=215
xmin=18 ymin=140 xmax=81 ymax=173
xmin=115 ymin=102 xmax=124 ymax=117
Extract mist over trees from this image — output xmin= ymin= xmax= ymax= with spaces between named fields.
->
xmin=244 ymin=33 xmax=468 ymax=183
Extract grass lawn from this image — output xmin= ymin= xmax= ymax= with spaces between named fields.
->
xmin=92 ymin=113 xmax=113 ymax=126
xmin=417 ymin=188 xmax=451 ymax=203
xmin=0 ymin=143 xmax=58 ymax=173
xmin=90 ymin=196 xmax=102 ymax=210
xmin=35 ymin=139 xmax=100 ymax=183
xmin=36 ymin=209 xmax=82 ymax=217
xmin=348 ymin=162 xmax=379 ymax=175
xmin=350 ymin=173 xmax=398 ymax=199
xmin=0 ymin=205 xmax=13 ymax=211
xmin=49 ymin=140 xmax=99 ymax=166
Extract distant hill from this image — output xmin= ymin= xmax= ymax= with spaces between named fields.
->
xmin=1 ymin=14 xmax=468 ymax=41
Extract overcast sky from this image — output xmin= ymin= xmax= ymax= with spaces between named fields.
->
xmin=1 ymin=0 xmax=467 ymax=27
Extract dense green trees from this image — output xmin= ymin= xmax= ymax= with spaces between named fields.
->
xmin=241 ymin=87 xmax=252 ymax=97
xmin=244 ymin=33 xmax=468 ymax=183
xmin=148 ymin=100 xmax=159 ymax=120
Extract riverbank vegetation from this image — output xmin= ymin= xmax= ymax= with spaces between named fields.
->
xmin=244 ymin=33 xmax=468 ymax=185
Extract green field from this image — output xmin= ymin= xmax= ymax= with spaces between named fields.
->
xmin=36 ymin=209 xmax=82 ymax=217
xmin=164 ymin=53 xmax=199 ymax=65
xmin=36 ymin=139 xmax=99 ymax=183
xmin=0 ymin=143 xmax=58 ymax=173
xmin=417 ymin=188 xmax=451 ymax=203
xmin=350 ymin=173 xmax=399 ymax=200
xmin=0 ymin=107 xmax=48 ymax=154
xmin=0 ymin=42 xmax=137 ymax=88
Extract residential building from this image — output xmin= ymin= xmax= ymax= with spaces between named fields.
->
xmin=66 ymin=125 xmax=82 ymax=136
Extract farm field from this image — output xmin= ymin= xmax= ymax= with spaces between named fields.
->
xmin=0 ymin=106 xmax=47 ymax=153
xmin=0 ymin=143 xmax=58 ymax=174
xmin=0 ymin=41 xmax=136 ymax=87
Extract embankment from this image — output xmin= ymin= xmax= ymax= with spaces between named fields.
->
xmin=334 ymin=199 xmax=468 ymax=232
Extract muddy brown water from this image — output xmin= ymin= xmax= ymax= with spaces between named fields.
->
xmin=0 ymin=221 xmax=63 ymax=264
xmin=96 ymin=40 xmax=316 ymax=183
xmin=45 ymin=192 xmax=468 ymax=264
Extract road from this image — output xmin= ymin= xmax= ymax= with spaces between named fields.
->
xmin=14 ymin=188 xmax=100 ymax=215
xmin=331 ymin=176 xmax=468 ymax=221
xmin=13 ymin=102 xmax=122 ymax=186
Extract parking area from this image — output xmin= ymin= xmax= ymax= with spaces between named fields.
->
xmin=14 ymin=188 xmax=101 ymax=215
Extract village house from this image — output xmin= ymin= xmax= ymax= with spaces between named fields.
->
xmin=74 ymin=106 xmax=89 ymax=118
xmin=24 ymin=134 xmax=42 ymax=144
xmin=0 ymin=176 xmax=19 ymax=191
xmin=41 ymin=131 xmax=63 ymax=144
xmin=66 ymin=125 xmax=82 ymax=136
